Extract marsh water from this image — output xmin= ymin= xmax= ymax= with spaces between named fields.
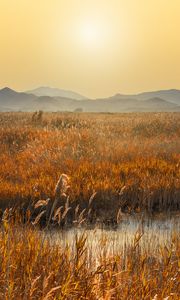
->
xmin=44 ymin=213 xmax=180 ymax=259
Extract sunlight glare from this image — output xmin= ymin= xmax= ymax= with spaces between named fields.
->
xmin=78 ymin=20 xmax=107 ymax=49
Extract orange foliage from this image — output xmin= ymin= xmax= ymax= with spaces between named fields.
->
xmin=0 ymin=112 xmax=179 ymax=213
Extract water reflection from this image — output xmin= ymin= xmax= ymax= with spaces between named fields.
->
xmin=44 ymin=213 xmax=180 ymax=259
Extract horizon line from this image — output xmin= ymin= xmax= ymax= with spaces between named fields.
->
xmin=0 ymin=85 xmax=180 ymax=100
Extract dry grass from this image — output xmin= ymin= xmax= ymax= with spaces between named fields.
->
xmin=0 ymin=212 xmax=179 ymax=300
xmin=0 ymin=112 xmax=179 ymax=221
xmin=0 ymin=112 xmax=180 ymax=299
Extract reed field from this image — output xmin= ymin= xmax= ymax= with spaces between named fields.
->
xmin=0 ymin=210 xmax=179 ymax=299
xmin=0 ymin=112 xmax=179 ymax=219
xmin=0 ymin=112 xmax=180 ymax=299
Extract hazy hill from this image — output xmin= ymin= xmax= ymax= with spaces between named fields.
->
xmin=131 ymin=97 xmax=179 ymax=112
xmin=135 ymin=89 xmax=180 ymax=105
xmin=28 ymin=96 xmax=79 ymax=112
xmin=0 ymin=87 xmax=36 ymax=111
xmin=0 ymin=87 xmax=80 ymax=112
xmin=26 ymin=86 xmax=87 ymax=101
xmin=0 ymin=87 xmax=180 ymax=112
xmin=113 ymin=89 xmax=180 ymax=105
xmin=78 ymin=97 xmax=179 ymax=113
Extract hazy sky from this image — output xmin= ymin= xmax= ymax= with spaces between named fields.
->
xmin=0 ymin=0 xmax=180 ymax=98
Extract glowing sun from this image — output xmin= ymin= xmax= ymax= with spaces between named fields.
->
xmin=78 ymin=20 xmax=108 ymax=49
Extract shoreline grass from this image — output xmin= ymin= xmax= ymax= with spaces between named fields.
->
xmin=0 ymin=213 xmax=179 ymax=299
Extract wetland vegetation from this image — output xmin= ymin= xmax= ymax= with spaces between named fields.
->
xmin=0 ymin=112 xmax=179 ymax=299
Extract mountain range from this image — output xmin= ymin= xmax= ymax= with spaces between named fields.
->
xmin=0 ymin=86 xmax=180 ymax=113
xmin=26 ymin=86 xmax=87 ymax=100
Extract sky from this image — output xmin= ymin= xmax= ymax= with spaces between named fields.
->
xmin=0 ymin=0 xmax=180 ymax=98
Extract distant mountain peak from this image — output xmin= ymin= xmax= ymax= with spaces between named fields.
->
xmin=26 ymin=86 xmax=87 ymax=100
xmin=113 ymin=93 xmax=125 ymax=97
xmin=0 ymin=87 xmax=17 ymax=95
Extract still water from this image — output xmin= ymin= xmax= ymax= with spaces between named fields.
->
xmin=44 ymin=213 xmax=180 ymax=259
